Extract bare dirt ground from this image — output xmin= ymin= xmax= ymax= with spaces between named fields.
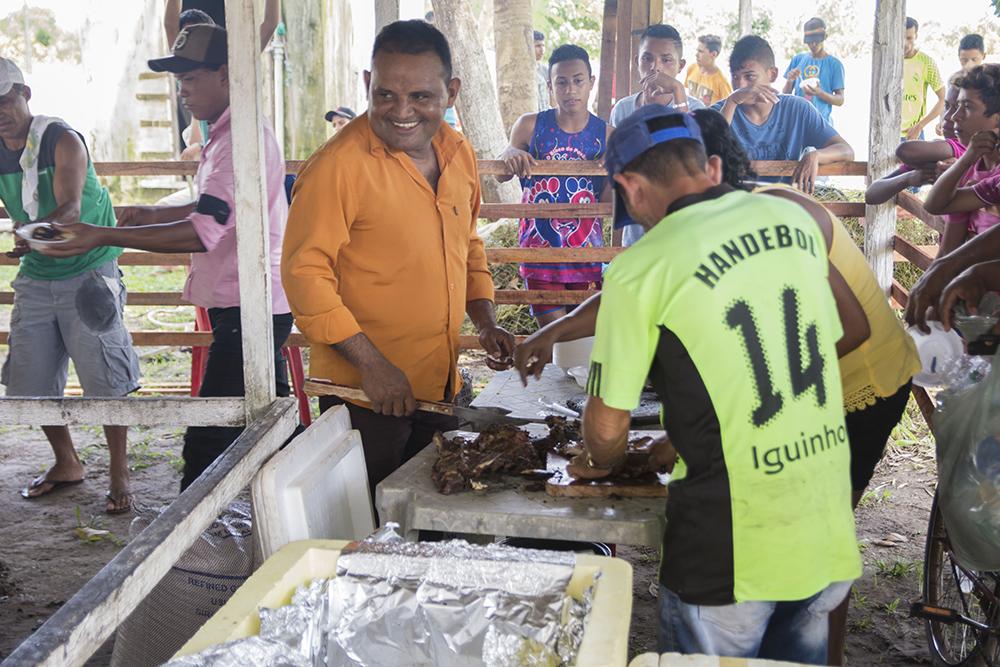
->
xmin=0 ymin=358 xmax=938 ymax=666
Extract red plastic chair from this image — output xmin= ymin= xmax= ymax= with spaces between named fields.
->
xmin=191 ymin=306 xmax=311 ymax=425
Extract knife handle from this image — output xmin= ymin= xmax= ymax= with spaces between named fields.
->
xmin=304 ymin=379 xmax=455 ymax=417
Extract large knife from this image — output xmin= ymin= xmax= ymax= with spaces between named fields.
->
xmin=304 ymin=379 xmax=550 ymax=429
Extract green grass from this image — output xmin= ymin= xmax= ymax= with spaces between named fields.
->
xmin=875 ymin=559 xmax=917 ymax=579
xmin=858 ymin=487 xmax=893 ymax=508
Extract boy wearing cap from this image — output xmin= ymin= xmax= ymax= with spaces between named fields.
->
xmin=571 ymin=106 xmax=859 ymax=663
xmin=0 ymin=58 xmax=141 ymax=514
xmin=40 ymin=24 xmax=294 ymax=491
xmin=325 ymin=106 xmax=356 ymax=134
xmin=783 ymin=18 xmax=845 ymax=126
xmin=714 ymin=35 xmax=854 ymax=194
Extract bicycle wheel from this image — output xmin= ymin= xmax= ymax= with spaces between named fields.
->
xmin=923 ymin=494 xmax=1000 ymax=666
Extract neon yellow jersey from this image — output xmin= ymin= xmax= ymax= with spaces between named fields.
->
xmin=901 ymin=51 xmax=943 ymax=135
xmin=589 ymin=188 xmax=860 ymax=604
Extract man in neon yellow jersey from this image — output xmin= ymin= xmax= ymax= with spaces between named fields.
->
xmin=571 ymin=106 xmax=860 ymax=663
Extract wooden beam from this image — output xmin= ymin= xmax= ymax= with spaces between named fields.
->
xmin=629 ymin=0 xmax=646 ymax=94
xmin=0 ymin=397 xmax=246 ymax=426
xmin=738 ymin=0 xmax=753 ymax=37
xmin=648 ymin=0 xmax=663 ymax=24
xmin=864 ymin=0 xmax=905 ymax=292
xmin=480 ymin=203 xmax=612 ymax=219
xmin=893 ymin=234 xmax=936 ymax=271
xmin=597 ymin=0 xmax=618 ymax=121
xmin=487 ymin=247 xmax=622 ymax=262
xmin=614 ymin=0 xmax=633 ymax=102
xmin=890 ymin=279 xmax=909 ymax=307
xmin=228 ymin=0 xmax=276 ymax=420
xmin=4 ymin=400 xmax=298 ymax=666
xmin=896 ymin=190 xmax=946 ymax=234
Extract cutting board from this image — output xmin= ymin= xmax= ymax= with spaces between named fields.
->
xmin=545 ymin=453 xmax=668 ymax=498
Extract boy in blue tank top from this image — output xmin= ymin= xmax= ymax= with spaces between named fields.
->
xmin=498 ymin=44 xmax=612 ymax=326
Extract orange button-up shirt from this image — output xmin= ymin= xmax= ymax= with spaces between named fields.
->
xmin=281 ymin=114 xmax=494 ymax=402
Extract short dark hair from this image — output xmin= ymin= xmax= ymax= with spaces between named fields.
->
xmin=905 ymin=17 xmax=919 ymax=32
xmin=699 ymin=34 xmax=722 ymax=55
xmin=729 ymin=35 xmax=775 ymax=72
xmin=534 ymin=30 xmax=545 ymax=42
xmin=955 ymin=64 xmax=1000 ymax=116
xmin=372 ymin=19 xmax=452 ymax=80
xmin=549 ymin=44 xmax=592 ymax=76
xmin=960 ymin=33 xmax=985 ymax=53
xmin=622 ymin=116 xmax=708 ymax=183
xmin=640 ymin=24 xmax=683 ymax=56
xmin=179 ymin=9 xmax=214 ymax=30
xmin=691 ymin=108 xmax=757 ymax=189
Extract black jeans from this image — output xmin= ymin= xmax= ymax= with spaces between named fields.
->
xmin=180 ymin=308 xmax=294 ymax=491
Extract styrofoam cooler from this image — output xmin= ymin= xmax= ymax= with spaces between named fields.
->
xmin=177 ymin=539 xmax=634 ymax=666
xmin=553 ymin=336 xmax=595 ymax=369
xmin=251 ymin=405 xmax=375 ymax=560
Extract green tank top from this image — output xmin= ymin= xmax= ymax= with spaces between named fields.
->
xmin=0 ymin=122 xmax=121 ymax=280
xmin=590 ymin=188 xmax=860 ymax=603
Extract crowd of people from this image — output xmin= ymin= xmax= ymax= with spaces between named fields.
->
xmin=0 ymin=6 xmax=998 ymax=666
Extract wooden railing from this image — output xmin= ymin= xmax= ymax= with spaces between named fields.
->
xmin=1 ymin=158 xmax=924 ymax=358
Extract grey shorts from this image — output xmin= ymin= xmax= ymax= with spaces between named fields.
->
xmin=2 ymin=261 xmax=141 ymax=397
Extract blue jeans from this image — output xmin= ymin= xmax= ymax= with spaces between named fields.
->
xmin=658 ymin=582 xmax=852 ymax=665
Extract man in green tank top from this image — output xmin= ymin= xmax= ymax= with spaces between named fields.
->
xmin=573 ymin=106 xmax=860 ymax=663
xmin=0 ymin=58 xmax=139 ymax=514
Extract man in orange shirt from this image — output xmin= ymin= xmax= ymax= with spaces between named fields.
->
xmin=282 ymin=20 xmax=514 ymax=491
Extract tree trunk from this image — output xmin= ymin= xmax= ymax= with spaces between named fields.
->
xmin=433 ymin=0 xmax=521 ymax=203
xmin=864 ymin=0 xmax=904 ymax=292
xmin=282 ymin=0 xmax=328 ymax=158
xmin=494 ymin=0 xmax=536 ymax=133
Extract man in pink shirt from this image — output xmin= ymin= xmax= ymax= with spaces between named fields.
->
xmin=41 ymin=24 xmax=294 ymax=490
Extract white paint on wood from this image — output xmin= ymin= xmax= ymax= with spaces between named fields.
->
xmin=864 ymin=0 xmax=904 ymax=292
xmin=0 ymin=397 xmax=246 ymax=426
xmin=738 ymin=0 xmax=753 ymax=36
xmin=227 ymin=0 xmax=277 ymax=420
xmin=3 ymin=400 xmax=299 ymax=667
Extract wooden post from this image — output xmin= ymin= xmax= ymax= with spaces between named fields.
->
xmin=227 ymin=0 xmax=276 ymax=420
xmin=375 ymin=0 xmax=400 ymax=32
xmin=629 ymin=0 xmax=647 ymax=94
xmin=865 ymin=0 xmax=904 ymax=292
xmin=614 ymin=0 xmax=633 ymax=102
xmin=648 ymin=0 xmax=663 ymax=24
xmin=597 ymin=0 xmax=617 ymax=121
xmin=2 ymin=400 xmax=299 ymax=667
xmin=738 ymin=0 xmax=752 ymax=37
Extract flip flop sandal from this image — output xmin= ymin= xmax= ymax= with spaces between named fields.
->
xmin=20 ymin=476 xmax=84 ymax=500
xmin=105 ymin=490 xmax=134 ymax=515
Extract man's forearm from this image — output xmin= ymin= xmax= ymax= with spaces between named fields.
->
xmin=99 ymin=221 xmax=206 ymax=253
xmin=917 ymin=97 xmax=946 ymax=134
xmin=331 ymin=332 xmax=390 ymax=370
xmin=466 ymin=298 xmax=499 ymax=332
xmin=940 ymin=222 xmax=1000 ymax=271
xmin=720 ymin=99 xmax=738 ymax=123
xmin=925 ymin=152 xmax=977 ymax=213
xmin=816 ymin=89 xmax=844 ymax=106
xmin=582 ymin=396 xmax=631 ymax=468
xmin=816 ymin=141 xmax=854 ymax=164
xmin=782 ymin=79 xmax=794 ymax=94
xmin=150 ymin=202 xmax=197 ymax=224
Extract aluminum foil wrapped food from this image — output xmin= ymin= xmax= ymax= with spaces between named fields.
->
xmin=160 ymin=527 xmax=596 ymax=667
xmin=161 ymin=635 xmax=311 ymax=667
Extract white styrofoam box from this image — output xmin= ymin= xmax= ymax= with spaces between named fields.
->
xmin=252 ymin=406 xmax=375 ymax=560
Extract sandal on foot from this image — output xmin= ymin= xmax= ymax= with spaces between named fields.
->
xmin=105 ymin=490 xmax=134 ymax=515
xmin=20 ymin=476 xmax=84 ymax=500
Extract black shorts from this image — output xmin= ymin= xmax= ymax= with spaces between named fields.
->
xmin=845 ymin=381 xmax=912 ymax=492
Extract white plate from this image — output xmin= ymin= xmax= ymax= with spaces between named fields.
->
xmin=567 ymin=365 xmax=589 ymax=388
xmin=15 ymin=222 xmax=73 ymax=251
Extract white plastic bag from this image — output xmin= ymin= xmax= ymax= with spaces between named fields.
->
xmin=934 ymin=352 xmax=1000 ymax=571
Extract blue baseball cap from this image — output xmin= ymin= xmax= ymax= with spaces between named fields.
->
xmin=606 ymin=105 xmax=705 ymax=229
